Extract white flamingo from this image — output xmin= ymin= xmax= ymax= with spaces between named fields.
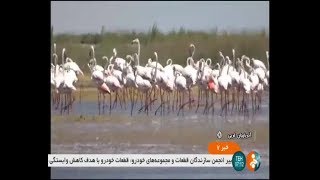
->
xmin=90 ymin=55 xmax=111 ymax=114
xmin=251 ymin=57 xmax=267 ymax=71
xmin=239 ymin=63 xmax=251 ymax=113
xmin=131 ymin=38 xmax=141 ymax=60
xmin=104 ymin=64 xmax=123 ymax=114
xmin=112 ymin=48 xmax=127 ymax=71
xmin=132 ymin=64 xmax=153 ymax=115
xmin=151 ymin=52 xmax=175 ymax=115
xmin=188 ymin=44 xmax=202 ymax=70
xmin=217 ymin=53 xmax=232 ymax=115
xmin=165 ymin=59 xmax=184 ymax=74
xmin=173 ymin=66 xmax=188 ymax=114
xmin=56 ymin=48 xmax=78 ymax=114
xmin=195 ymin=61 xmax=211 ymax=113
xmin=64 ymin=57 xmax=84 ymax=76
xmin=88 ymin=45 xmax=104 ymax=72
xmin=147 ymin=57 xmax=164 ymax=71
xmin=133 ymin=53 xmax=153 ymax=81
xmin=245 ymin=58 xmax=261 ymax=111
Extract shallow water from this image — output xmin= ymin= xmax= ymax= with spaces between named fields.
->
xmin=51 ymin=91 xmax=269 ymax=117
xmin=51 ymin=94 xmax=269 ymax=178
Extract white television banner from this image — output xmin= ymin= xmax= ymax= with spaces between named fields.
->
xmin=48 ymin=154 xmax=233 ymax=167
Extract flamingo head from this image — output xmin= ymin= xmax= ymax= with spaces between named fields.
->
xmin=126 ymin=54 xmax=132 ymax=60
xmin=89 ymin=50 xmax=92 ymax=58
xmin=112 ymin=48 xmax=117 ymax=57
xmin=132 ymin=38 xmax=139 ymax=44
xmin=189 ymin=43 xmax=195 ymax=49
xmin=188 ymin=44 xmax=195 ymax=56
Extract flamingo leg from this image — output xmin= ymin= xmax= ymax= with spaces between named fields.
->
xmin=196 ymin=87 xmax=200 ymax=113
xmin=167 ymin=92 xmax=171 ymax=114
xmin=130 ymin=88 xmax=134 ymax=116
xmin=118 ymin=89 xmax=122 ymax=109
xmin=140 ymin=92 xmax=143 ymax=107
xmin=231 ymin=88 xmax=235 ymax=114
xmin=60 ymin=93 xmax=63 ymax=115
xmin=109 ymin=92 xmax=112 ymax=115
xmin=55 ymin=91 xmax=59 ymax=110
xmin=179 ymin=91 xmax=182 ymax=110
xmin=251 ymin=92 xmax=254 ymax=114
xmin=79 ymin=84 xmax=82 ymax=104
xmin=172 ymin=90 xmax=175 ymax=111
xmin=188 ymin=88 xmax=192 ymax=110
xmin=98 ymin=91 xmax=101 ymax=115
xmin=176 ymin=90 xmax=179 ymax=110
xmin=183 ymin=91 xmax=186 ymax=115
xmin=67 ymin=92 xmax=70 ymax=114
xmin=220 ymin=91 xmax=223 ymax=113
xmin=211 ymin=91 xmax=215 ymax=115
xmin=225 ymin=90 xmax=227 ymax=117
xmin=203 ymin=90 xmax=208 ymax=114
xmin=145 ymin=91 xmax=149 ymax=115
xmin=103 ymin=93 xmax=105 ymax=114
xmin=112 ymin=91 xmax=118 ymax=109
xmin=123 ymin=88 xmax=127 ymax=110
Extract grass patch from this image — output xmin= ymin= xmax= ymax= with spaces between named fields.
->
xmin=52 ymin=26 xmax=269 ymax=75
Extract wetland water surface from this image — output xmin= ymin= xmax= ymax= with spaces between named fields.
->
xmin=51 ymin=94 xmax=269 ymax=179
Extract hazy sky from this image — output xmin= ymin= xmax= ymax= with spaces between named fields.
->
xmin=51 ymin=1 xmax=269 ymax=34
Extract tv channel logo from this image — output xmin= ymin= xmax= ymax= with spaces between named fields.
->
xmin=232 ymin=151 xmax=246 ymax=171
xmin=246 ymin=151 xmax=261 ymax=172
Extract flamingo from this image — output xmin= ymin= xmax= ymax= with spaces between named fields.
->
xmin=173 ymin=66 xmax=188 ymax=115
xmin=239 ymin=63 xmax=251 ymax=114
xmin=195 ymin=61 xmax=209 ymax=113
xmin=64 ymin=57 xmax=84 ymax=76
xmin=112 ymin=48 xmax=127 ymax=71
xmin=53 ymin=48 xmax=67 ymax=111
xmin=89 ymin=55 xmax=111 ymax=114
xmin=123 ymin=55 xmax=137 ymax=115
xmin=245 ymin=57 xmax=260 ymax=111
xmin=217 ymin=52 xmax=232 ymax=116
xmin=162 ymin=59 xmax=177 ymax=111
xmin=131 ymin=38 xmax=154 ymax=81
xmin=228 ymin=49 xmax=241 ymax=112
xmin=147 ymin=57 xmax=164 ymax=71
xmin=211 ymin=63 xmax=220 ymax=78
xmin=88 ymin=45 xmax=104 ymax=72
xmin=165 ymin=59 xmax=184 ymax=74
xmin=251 ymin=57 xmax=267 ymax=71
xmin=107 ymin=63 xmax=125 ymax=109
xmin=188 ymin=44 xmax=203 ymax=70
xmin=55 ymin=48 xmax=78 ymax=114
xmin=104 ymin=64 xmax=123 ymax=115
xmin=51 ymin=53 xmax=58 ymax=105
xmin=131 ymin=38 xmax=141 ymax=60
xmin=128 ymin=53 xmax=153 ymax=109
xmin=132 ymin=65 xmax=153 ymax=115
xmin=182 ymin=56 xmax=198 ymax=109
xmin=151 ymin=52 xmax=174 ymax=115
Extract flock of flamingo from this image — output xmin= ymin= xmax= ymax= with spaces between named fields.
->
xmin=51 ymin=38 xmax=269 ymax=117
